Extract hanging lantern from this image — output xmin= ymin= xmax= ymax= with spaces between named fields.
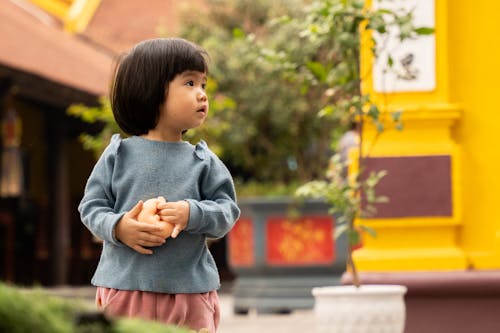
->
xmin=1 ymin=96 xmax=23 ymax=197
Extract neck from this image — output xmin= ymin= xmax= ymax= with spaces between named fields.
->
xmin=141 ymin=129 xmax=182 ymax=142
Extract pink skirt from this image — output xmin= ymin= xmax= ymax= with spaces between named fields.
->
xmin=96 ymin=287 xmax=220 ymax=332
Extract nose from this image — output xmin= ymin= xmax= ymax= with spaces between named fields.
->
xmin=197 ymin=89 xmax=207 ymax=102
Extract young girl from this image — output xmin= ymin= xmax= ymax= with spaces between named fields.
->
xmin=78 ymin=38 xmax=240 ymax=332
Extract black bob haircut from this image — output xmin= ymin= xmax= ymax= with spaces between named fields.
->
xmin=110 ymin=38 xmax=209 ymax=136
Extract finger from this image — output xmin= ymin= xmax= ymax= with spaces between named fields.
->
xmin=157 ymin=203 xmax=168 ymax=210
xmin=127 ymin=200 xmax=144 ymax=218
xmin=171 ymin=225 xmax=182 ymax=238
xmin=139 ymin=240 xmax=165 ymax=247
xmin=140 ymin=232 xmax=165 ymax=244
xmin=159 ymin=215 xmax=173 ymax=223
xmin=158 ymin=207 xmax=176 ymax=216
xmin=132 ymin=244 xmax=153 ymax=255
xmin=136 ymin=221 xmax=163 ymax=233
xmin=158 ymin=201 xmax=175 ymax=209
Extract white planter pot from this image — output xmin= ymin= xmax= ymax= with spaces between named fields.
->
xmin=312 ymin=284 xmax=407 ymax=333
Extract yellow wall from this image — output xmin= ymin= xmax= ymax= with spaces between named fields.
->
xmin=448 ymin=1 xmax=500 ymax=268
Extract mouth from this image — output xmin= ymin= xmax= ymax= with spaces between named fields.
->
xmin=196 ymin=106 xmax=207 ymax=115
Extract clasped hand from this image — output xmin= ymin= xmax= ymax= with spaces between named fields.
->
xmin=115 ymin=197 xmax=190 ymax=254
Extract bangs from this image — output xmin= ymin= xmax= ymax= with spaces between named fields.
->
xmin=173 ymin=43 xmax=209 ymax=75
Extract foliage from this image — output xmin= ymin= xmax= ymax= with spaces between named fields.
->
xmin=179 ymin=0 xmax=342 ymax=186
xmin=67 ymin=0 xmax=352 ymax=195
xmin=67 ymin=97 xmax=123 ymax=159
xmin=0 ymin=282 xmax=190 ymax=333
xmin=110 ymin=318 xmax=190 ymax=333
xmin=296 ymin=154 xmax=387 ymax=237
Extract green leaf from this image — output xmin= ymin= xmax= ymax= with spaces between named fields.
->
xmin=358 ymin=225 xmax=377 ymax=238
xmin=391 ymin=110 xmax=402 ymax=122
xmin=377 ymin=9 xmax=394 ymax=15
xmin=232 ymin=28 xmax=245 ymax=39
xmin=348 ymin=228 xmax=361 ymax=246
xmin=334 ymin=223 xmax=349 ymax=239
xmin=318 ymin=105 xmax=334 ymax=117
xmin=415 ymin=27 xmax=435 ymax=35
xmin=306 ymin=61 xmax=328 ymax=82
xmin=367 ymin=104 xmax=380 ymax=121
xmin=387 ymin=55 xmax=394 ymax=68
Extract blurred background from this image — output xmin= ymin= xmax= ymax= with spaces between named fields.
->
xmin=1 ymin=1 xmax=500 ymax=331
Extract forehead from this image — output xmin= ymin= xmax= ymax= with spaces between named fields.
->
xmin=179 ymin=70 xmax=207 ymax=80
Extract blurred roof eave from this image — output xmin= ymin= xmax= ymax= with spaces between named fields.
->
xmin=0 ymin=0 xmax=115 ymax=98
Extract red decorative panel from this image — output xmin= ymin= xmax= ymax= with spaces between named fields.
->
xmin=266 ymin=216 xmax=334 ymax=266
xmin=362 ymin=155 xmax=452 ymax=218
xmin=228 ymin=217 xmax=255 ymax=267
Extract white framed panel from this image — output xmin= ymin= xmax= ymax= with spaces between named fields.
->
xmin=373 ymin=0 xmax=436 ymax=93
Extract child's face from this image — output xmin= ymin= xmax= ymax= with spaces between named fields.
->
xmin=158 ymin=70 xmax=208 ymax=139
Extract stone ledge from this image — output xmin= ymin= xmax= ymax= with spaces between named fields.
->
xmin=342 ymin=270 xmax=500 ymax=296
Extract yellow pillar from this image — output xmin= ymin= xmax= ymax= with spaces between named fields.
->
xmin=354 ymin=0 xmax=468 ymax=271
xmin=448 ymin=1 xmax=500 ymax=269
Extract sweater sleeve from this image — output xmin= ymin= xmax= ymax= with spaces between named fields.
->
xmin=78 ymin=134 xmax=125 ymax=246
xmin=184 ymin=142 xmax=241 ymax=239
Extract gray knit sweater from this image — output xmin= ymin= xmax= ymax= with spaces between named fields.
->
xmin=78 ymin=134 xmax=240 ymax=293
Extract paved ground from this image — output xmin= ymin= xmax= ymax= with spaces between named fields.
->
xmin=218 ymin=294 xmax=315 ymax=332
xmin=42 ymin=284 xmax=316 ymax=332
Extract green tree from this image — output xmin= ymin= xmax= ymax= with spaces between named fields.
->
xmin=179 ymin=0 xmax=342 ymax=190
xmin=67 ymin=97 xmax=122 ymax=159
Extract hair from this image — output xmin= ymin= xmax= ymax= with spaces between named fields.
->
xmin=110 ymin=38 xmax=209 ymax=136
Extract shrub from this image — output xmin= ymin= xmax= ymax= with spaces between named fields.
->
xmin=0 ymin=283 xmax=189 ymax=333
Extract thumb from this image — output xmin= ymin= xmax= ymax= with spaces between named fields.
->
xmin=171 ymin=225 xmax=182 ymax=238
xmin=127 ymin=200 xmax=143 ymax=219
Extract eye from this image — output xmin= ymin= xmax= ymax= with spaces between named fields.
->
xmin=185 ymin=80 xmax=194 ymax=87
xmin=202 ymin=82 xmax=207 ymax=90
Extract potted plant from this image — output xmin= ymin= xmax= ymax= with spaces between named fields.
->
xmin=295 ymin=151 xmax=409 ymax=332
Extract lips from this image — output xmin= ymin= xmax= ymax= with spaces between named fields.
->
xmin=197 ymin=106 xmax=207 ymax=115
